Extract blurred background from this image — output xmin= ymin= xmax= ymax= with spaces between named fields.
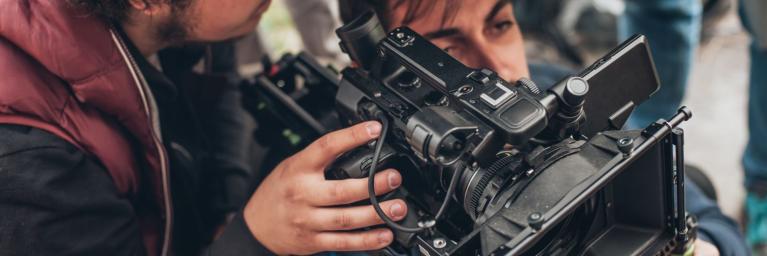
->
xmin=246 ymin=0 xmax=749 ymax=221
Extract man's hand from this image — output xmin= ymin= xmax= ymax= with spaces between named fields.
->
xmin=244 ymin=121 xmax=407 ymax=255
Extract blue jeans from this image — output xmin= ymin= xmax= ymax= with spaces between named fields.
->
xmin=743 ymin=42 xmax=767 ymax=188
xmin=740 ymin=3 xmax=767 ymax=192
xmin=620 ymin=0 xmax=702 ymax=129
xmin=739 ymin=7 xmax=767 ymax=245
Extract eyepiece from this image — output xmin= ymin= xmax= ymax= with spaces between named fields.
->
xmin=335 ymin=11 xmax=386 ymax=71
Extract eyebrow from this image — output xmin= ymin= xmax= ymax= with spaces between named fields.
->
xmin=423 ymin=28 xmax=461 ymax=39
xmin=485 ymin=0 xmax=511 ymax=23
xmin=421 ymin=0 xmax=512 ymax=40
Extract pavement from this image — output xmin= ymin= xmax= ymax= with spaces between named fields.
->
xmin=682 ymin=10 xmax=750 ymax=220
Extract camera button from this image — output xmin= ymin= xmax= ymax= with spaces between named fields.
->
xmin=468 ymin=71 xmax=490 ymax=84
xmin=480 ymin=82 xmax=515 ymax=108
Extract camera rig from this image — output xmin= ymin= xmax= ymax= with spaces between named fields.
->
xmin=241 ymin=52 xmax=342 ymax=171
xmin=242 ymin=12 xmax=697 ymax=256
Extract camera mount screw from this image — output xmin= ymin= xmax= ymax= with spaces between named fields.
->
xmin=617 ymin=137 xmax=635 ymax=155
xmin=418 ymin=219 xmax=436 ymax=228
xmin=528 ymin=212 xmax=545 ymax=231
xmin=433 ymin=238 xmax=447 ymax=249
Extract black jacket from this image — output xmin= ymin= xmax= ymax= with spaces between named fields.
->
xmin=0 ymin=125 xmax=267 ymax=255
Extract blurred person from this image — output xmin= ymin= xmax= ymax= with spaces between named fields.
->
xmin=739 ymin=0 xmax=767 ymax=254
xmin=617 ymin=0 xmax=767 ymax=254
xmin=285 ymin=0 xmax=345 ymax=64
xmin=338 ymin=0 xmax=747 ymax=255
xmin=0 ymin=0 xmax=409 ymax=255
xmin=620 ymin=0 xmax=702 ymax=130
xmin=236 ymin=0 xmax=344 ymax=71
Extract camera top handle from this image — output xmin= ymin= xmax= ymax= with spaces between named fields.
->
xmin=341 ymin=23 xmax=591 ymax=165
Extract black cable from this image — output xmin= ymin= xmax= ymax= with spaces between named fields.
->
xmin=368 ymin=116 xmax=462 ymax=233
xmin=436 ymin=161 xmax=465 ymax=221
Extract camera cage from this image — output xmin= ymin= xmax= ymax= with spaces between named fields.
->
xmin=450 ymin=115 xmax=694 ymax=256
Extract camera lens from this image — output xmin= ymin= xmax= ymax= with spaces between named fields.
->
xmin=459 ymin=153 xmax=525 ymax=219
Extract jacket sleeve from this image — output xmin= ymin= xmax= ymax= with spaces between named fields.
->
xmin=202 ymin=212 xmax=275 ymax=256
xmin=0 ymin=125 xmax=272 ymax=255
xmin=686 ymin=178 xmax=750 ymax=256
xmin=0 ymin=125 xmax=146 ymax=255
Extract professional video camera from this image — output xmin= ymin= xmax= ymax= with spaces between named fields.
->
xmin=243 ymin=11 xmax=697 ymax=256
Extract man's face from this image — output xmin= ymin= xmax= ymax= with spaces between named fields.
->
xmin=175 ymin=0 xmax=271 ymax=42
xmin=386 ymin=0 xmax=529 ymax=82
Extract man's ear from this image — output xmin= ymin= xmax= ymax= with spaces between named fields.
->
xmin=127 ymin=0 xmax=172 ymax=16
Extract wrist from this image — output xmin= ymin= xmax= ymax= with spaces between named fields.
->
xmin=207 ymin=207 xmax=276 ymax=255
xmin=243 ymin=195 xmax=282 ymax=254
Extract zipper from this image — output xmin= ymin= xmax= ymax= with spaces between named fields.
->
xmin=109 ymin=30 xmax=173 ymax=256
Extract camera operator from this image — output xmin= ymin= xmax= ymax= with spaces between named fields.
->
xmin=338 ymin=0 xmax=746 ymax=255
xmin=0 ymin=0 xmax=410 ymax=255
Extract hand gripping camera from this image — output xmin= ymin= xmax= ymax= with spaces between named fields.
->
xmin=325 ymin=12 xmax=697 ymax=256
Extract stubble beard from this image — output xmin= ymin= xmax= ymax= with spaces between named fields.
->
xmin=156 ymin=4 xmax=196 ymax=46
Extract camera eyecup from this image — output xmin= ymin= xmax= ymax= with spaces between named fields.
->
xmin=335 ymin=11 xmax=386 ymax=71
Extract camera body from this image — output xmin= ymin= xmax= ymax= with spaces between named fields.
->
xmin=328 ymin=13 xmax=694 ymax=256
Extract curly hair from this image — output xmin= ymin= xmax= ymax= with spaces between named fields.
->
xmin=67 ymin=0 xmax=192 ymax=22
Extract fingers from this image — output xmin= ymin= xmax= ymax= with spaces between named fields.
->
xmin=309 ymin=169 xmax=402 ymax=206
xmin=307 ymin=199 xmax=407 ymax=231
xmin=298 ymin=121 xmax=382 ymax=169
xmin=313 ymin=228 xmax=394 ymax=252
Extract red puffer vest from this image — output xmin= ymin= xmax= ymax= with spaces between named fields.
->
xmin=0 ymin=1 xmax=172 ymax=255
